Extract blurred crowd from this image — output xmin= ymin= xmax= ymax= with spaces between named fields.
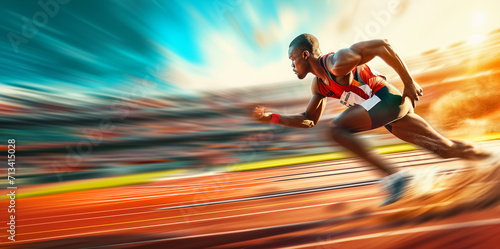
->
xmin=1 ymin=29 xmax=499 ymax=186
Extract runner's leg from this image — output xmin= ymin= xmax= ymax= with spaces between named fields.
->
xmin=329 ymin=105 xmax=397 ymax=176
xmin=387 ymin=112 xmax=491 ymax=160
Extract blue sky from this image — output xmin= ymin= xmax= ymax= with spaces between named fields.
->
xmin=0 ymin=0 xmax=340 ymax=97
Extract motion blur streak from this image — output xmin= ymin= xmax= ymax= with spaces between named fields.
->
xmin=1 ymin=0 xmax=500 ymax=248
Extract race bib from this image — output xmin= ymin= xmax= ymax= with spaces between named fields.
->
xmin=339 ymin=85 xmax=372 ymax=107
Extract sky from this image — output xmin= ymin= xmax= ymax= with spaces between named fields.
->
xmin=1 ymin=0 xmax=499 ymax=97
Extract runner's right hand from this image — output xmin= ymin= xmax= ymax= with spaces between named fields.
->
xmin=252 ymin=106 xmax=272 ymax=123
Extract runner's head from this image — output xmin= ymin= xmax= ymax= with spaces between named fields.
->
xmin=288 ymin=33 xmax=321 ymax=79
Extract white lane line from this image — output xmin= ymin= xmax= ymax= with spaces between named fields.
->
xmin=12 ymin=184 xmax=282 ymax=228
xmin=6 ymin=175 xmax=498 ymax=245
xmin=90 ymin=152 xmax=459 ymax=204
xmin=284 ymin=217 xmax=500 ymax=249
xmin=89 ymin=181 xmax=271 ymax=204
xmin=82 ymin=199 xmax=500 ymax=249
xmin=17 ymin=177 xmax=281 ymax=223
xmin=4 ymin=184 xmax=268 ymax=227
xmin=24 ymin=151 xmax=447 ymax=210
xmin=12 ymin=195 xmax=486 ymax=247
xmin=159 ymin=180 xmax=380 ymax=210
xmin=15 ymin=176 xmax=367 ymax=224
xmin=11 ymin=169 xmax=486 ymax=227
xmin=89 ymin=162 xmax=357 ymax=204
xmin=95 ymin=162 xmax=367 ymax=203
xmin=10 ymin=144 xmax=499 ymax=242
xmin=84 ymin=153 xmax=431 ymax=203
xmin=2 ymin=195 xmax=380 ymax=245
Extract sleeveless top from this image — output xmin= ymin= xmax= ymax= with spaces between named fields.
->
xmin=317 ymin=52 xmax=386 ymax=107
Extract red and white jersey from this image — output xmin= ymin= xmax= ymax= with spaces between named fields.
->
xmin=317 ymin=52 xmax=386 ymax=107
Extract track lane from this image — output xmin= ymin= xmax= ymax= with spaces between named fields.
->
xmin=2 ymin=140 xmax=500 ymax=248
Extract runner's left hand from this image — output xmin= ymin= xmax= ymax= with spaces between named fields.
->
xmin=401 ymin=81 xmax=423 ymax=108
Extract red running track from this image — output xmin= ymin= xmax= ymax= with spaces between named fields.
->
xmin=2 ymin=140 xmax=500 ymax=249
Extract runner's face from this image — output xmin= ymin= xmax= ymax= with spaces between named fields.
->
xmin=288 ymin=47 xmax=309 ymax=79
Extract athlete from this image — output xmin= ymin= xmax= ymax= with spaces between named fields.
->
xmin=252 ymin=33 xmax=491 ymax=205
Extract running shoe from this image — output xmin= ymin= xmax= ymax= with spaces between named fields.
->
xmin=380 ymin=170 xmax=409 ymax=206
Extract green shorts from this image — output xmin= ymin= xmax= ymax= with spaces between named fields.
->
xmin=359 ymin=83 xmax=412 ymax=130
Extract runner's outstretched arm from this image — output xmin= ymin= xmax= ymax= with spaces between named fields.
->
xmin=253 ymin=81 xmax=326 ymax=128
xmin=326 ymin=39 xmax=423 ymax=107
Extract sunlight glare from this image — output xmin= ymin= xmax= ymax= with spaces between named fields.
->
xmin=473 ymin=10 xmax=485 ymax=26
xmin=467 ymin=34 xmax=485 ymax=45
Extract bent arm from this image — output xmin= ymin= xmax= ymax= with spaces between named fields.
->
xmin=274 ymin=93 xmax=326 ymax=128
xmin=328 ymin=39 xmax=411 ymax=81
xmin=349 ymin=39 xmax=414 ymax=86
xmin=253 ymin=80 xmax=327 ymax=128
xmin=328 ymin=39 xmax=423 ymax=107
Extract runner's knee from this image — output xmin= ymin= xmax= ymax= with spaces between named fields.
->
xmin=329 ymin=123 xmax=349 ymax=141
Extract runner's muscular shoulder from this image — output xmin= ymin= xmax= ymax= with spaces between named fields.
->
xmin=325 ymin=39 xmax=388 ymax=77
xmin=325 ymin=48 xmax=362 ymax=77
xmin=323 ymin=53 xmax=354 ymax=86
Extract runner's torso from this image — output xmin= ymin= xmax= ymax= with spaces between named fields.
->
xmin=317 ymin=52 xmax=386 ymax=107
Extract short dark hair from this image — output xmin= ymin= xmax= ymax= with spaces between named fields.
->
xmin=289 ymin=33 xmax=320 ymax=56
